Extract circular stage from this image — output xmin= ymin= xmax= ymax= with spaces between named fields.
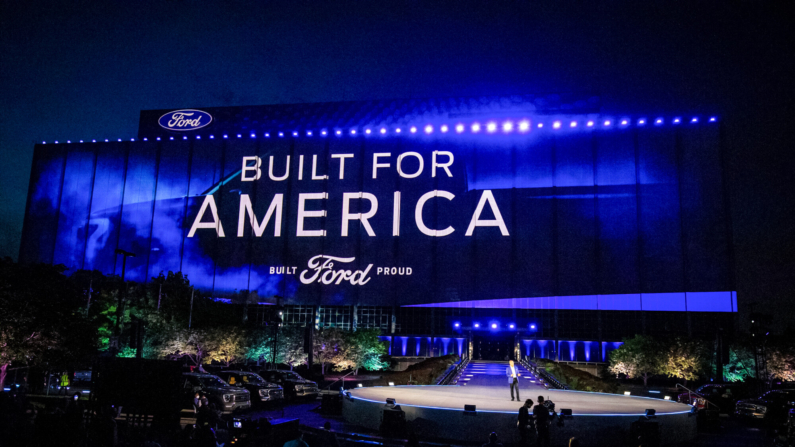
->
xmin=343 ymin=385 xmax=697 ymax=446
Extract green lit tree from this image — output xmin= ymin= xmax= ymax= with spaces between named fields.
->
xmin=244 ymin=327 xmax=272 ymax=364
xmin=335 ymin=329 xmax=389 ymax=375
xmin=608 ymin=335 xmax=661 ymax=387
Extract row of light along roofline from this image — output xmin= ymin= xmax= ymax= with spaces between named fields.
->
xmin=41 ymin=116 xmax=718 ymax=144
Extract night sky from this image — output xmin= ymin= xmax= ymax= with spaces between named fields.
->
xmin=1 ymin=1 xmax=793 ymax=331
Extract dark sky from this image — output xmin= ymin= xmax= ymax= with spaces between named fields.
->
xmin=1 ymin=1 xmax=793 ymax=330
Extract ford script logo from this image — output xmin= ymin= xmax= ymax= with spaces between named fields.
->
xmin=158 ymin=109 xmax=212 ymax=131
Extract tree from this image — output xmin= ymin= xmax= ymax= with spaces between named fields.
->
xmin=659 ymin=338 xmax=708 ymax=385
xmin=160 ymin=328 xmax=218 ymax=366
xmin=767 ymin=345 xmax=795 ymax=382
xmin=608 ymin=335 xmax=661 ymax=387
xmin=0 ymin=259 xmax=100 ymax=389
xmin=278 ymin=328 xmax=308 ymax=370
xmin=206 ymin=327 xmax=246 ymax=367
xmin=335 ymin=329 xmax=389 ymax=375
xmin=244 ymin=327 xmax=272 ymax=364
xmin=313 ymin=328 xmax=345 ymax=375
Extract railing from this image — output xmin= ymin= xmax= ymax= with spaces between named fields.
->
xmin=676 ymin=383 xmax=721 ymax=412
xmin=520 ymin=358 xmax=569 ymax=390
xmin=436 ymin=357 xmax=470 ymax=385
xmin=326 ymin=370 xmax=357 ymax=391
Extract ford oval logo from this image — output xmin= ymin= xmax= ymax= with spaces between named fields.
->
xmin=158 ymin=109 xmax=212 ymax=131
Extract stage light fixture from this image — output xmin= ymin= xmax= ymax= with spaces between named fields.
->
xmin=570 ymin=121 xmax=577 ymax=127
xmin=638 ymin=119 xmax=646 ymax=125
xmin=553 ymin=121 xmax=561 ymax=129
xmin=441 ymin=125 xmax=449 ymax=133
xmin=486 ymin=122 xmax=497 ymax=133
xmin=265 ymin=133 xmax=270 ymax=137
xmin=474 ymin=323 xmax=480 ymax=328
xmin=388 ymin=382 xmax=395 ymax=386
xmin=655 ymin=118 xmax=663 ymax=125
xmin=529 ymin=324 xmax=536 ymax=330
xmin=350 ymin=129 xmax=356 ymax=135
xmin=381 ymin=128 xmax=387 ymax=134
xmin=709 ymin=117 xmax=717 ymax=122
xmin=365 ymin=129 xmax=371 ymax=134
xmin=410 ymin=126 xmax=417 ymax=133
xmin=673 ymin=117 xmax=681 ymax=124
xmin=502 ymin=121 xmax=513 ymax=132
xmin=664 ymin=396 xmax=671 ymax=400
xmin=237 ymin=134 xmax=241 ymax=138
xmin=509 ymin=324 xmax=515 ymax=329
xmin=472 ymin=123 xmax=481 ymax=133
xmin=624 ymin=391 xmax=631 ymax=396
xmin=396 ymin=128 xmax=401 ymax=133
xmin=456 ymin=123 xmax=465 ymax=133
xmin=518 ymin=120 xmax=530 ymax=132
xmin=336 ymin=130 xmax=342 ymax=135
xmin=357 ymin=383 xmax=363 ymax=388
xmin=321 ymin=130 xmax=328 ymax=136
xmin=587 ymin=121 xmax=594 ymax=127
xmin=491 ymin=323 xmax=498 ymax=329
xmin=424 ymin=125 xmax=433 ymax=134
xmin=691 ymin=117 xmax=698 ymax=123
xmin=621 ymin=120 xmax=628 ymax=126
xmin=537 ymin=123 xmax=544 ymax=128
xmin=279 ymin=132 xmax=284 ymax=137
xmin=454 ymin=322 xmax=460 ymax=328
xmin=223 ymin=135 xmax=228 ymax=139
xmin=604 ymin=120 xmax=611 ymax=126
xmin=209 ymin=135 xmax=214 ymax=139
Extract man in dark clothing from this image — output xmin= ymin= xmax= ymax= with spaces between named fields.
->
xmin=533 ymin=396 xmax=550 ymax=447
xmin=518 ymin=399 xmax=534 ymax=446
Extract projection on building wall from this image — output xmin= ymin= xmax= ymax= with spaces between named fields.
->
xmin=20 ymin=114 xmax=735 ymax=311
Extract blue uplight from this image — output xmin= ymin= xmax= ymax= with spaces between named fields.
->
xmin=350 ymin=129 xmax=356 ymax=135
xmin=336 ymin=130 xmax=342 ymax=136
xmin=365 ymin=129 xmax=371 ymax=134
xmin=509 ymin=324 xmax=515 ymax=329
xmin=570 ymin=121 xmax=577 ymax=128
xmin=441 ymin=124 xmax=449 ymax=133
xmin=553 ymin=121 xmax=561 ymax=129
xmin=638 ymin=119 xmax=646 ymax=126
xmin=424 ymin=125 xmax=433 ymax=134
xmin=673 ymin=117 xmax=681 ymax=124
xmin=307 ymin=131 xmax=312 ymax=136
xmin=604 ymin=120 xmax=611 ymax=126
xmin=472 ymin=123 xmax=481 ymax=133
xmin=587 ymin=121 xmax=594 ymax=127
xmin=518 ymin=120 xmax=530 ymax=132
xmin=321 ymin=130 xmax=327 ymax=136
xmin=209 ymin=135 xmax=214 ymax=139
xmin=265 ymin=133 xmax=270 ymax=137
xmin=293 ymin=131 xmax=298 ymax=136
xmin=709 ymin=116 xmax=717 ymax=122
xmin=491 ymin=323 xmax=498 ymax=329
xmin=655 ymin=118 xmax=663 ymax=125
xmin=456 ymin=123 xmax=465 ymax=133
xmin=237 ymin=134 xmax=242 ymax=138
xmin=410 ymin=126 xmax=417 ymax=133
xmin=503 ymin=121 xmax=513 ymax=132
xmin=250 ymin=133 xmax=256 ymax=138
xmin=395 ymin=128 xmax=401 ymax=133
xmin=381 ymin=128 xmax=387 ymax=134
xmin=279 ymin=132 xmax=284 ymax=137
xmin=223 ymin=135 xmax=228 ymax=139
xmin=453 ymin=322 xmax=460 ymax=328
xmin=474 ymin=323 xmax=480 ymax=328
xmin=620 ymin=119 xmax=628 ymax=126
xmin=537 ymin=123 xmax=544 ymax=128
xmin=486 ymin=122 xmax=497 ymax=133
xmin=690 ymin=117 xmax=698 ymax=123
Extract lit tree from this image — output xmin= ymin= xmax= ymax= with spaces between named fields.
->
xmin=244 ymin=327 xmax=272 ymax=364
xmin=0 ymin=260 xmax=99 ymax=389
xmin=207 ymin=327 xmax=246 ymax=367
xmin=160 ymin=328 xmax=218 ymax=367
xmin=335 ymin=329 xmax=389 ymax=375
xmin=313 ymin=328 xmax=345 ymax=375
xmin=767 ymin=345 xmax=795 ymax=382
xmin=659 ymin=338 xmax=708 ymax=385
xmin=278 ymin=327 xmax=308 ymax=370
xmin=608 ymin=335 xmax=661 ymax=387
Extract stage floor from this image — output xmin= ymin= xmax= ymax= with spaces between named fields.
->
xmin=349 ymin=361 xmax=691 ymax=415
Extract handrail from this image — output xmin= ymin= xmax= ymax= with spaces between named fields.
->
xmin=520 ymin=358 xmax=569 ymax=390
xmin=676 ymin=383 xmax=721 ymax=411
xmin=437 ymin=357 xmax=469 ymax=385
xmin=326 ymin=370 xmax=357 ymax=391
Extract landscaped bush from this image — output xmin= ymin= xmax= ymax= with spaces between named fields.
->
xmin=536 ymin=359 xmax=618 ymax=393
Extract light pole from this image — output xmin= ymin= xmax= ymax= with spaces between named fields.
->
xmin=111 ymin=248 xmax=136 ymax=357
xmin=271 ymin=296 xmax=284 ymax=368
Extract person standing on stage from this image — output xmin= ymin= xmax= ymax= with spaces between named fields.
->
xmin=506 ymin=360 xmax=521 ymax=401
xmin=533 ymin=396 xmax=551 ymax=447
xmin=517 ymin=399 xmax=534 ymax=446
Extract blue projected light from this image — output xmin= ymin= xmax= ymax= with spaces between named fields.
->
xmin=456 ymin=123 xmax=465 ymax=133
xmin=424 ymin=125 xmax=433 ymax=134
xmin=518 ymin=120 xmax=530 ymax=132
xmin=441 ymin=125 xmax=449 ymax=133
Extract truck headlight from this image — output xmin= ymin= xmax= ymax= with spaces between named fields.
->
xmin=295 ymin=385 xmax=303 ymax=390
xmin=223 ymin=394 xmax=233 ymax=403
xmin=259 ymin=389 xmax=268 ymax=397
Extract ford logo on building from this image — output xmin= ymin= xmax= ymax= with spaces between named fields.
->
xmin=158 ymin=109 xmax=212 ymax=131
